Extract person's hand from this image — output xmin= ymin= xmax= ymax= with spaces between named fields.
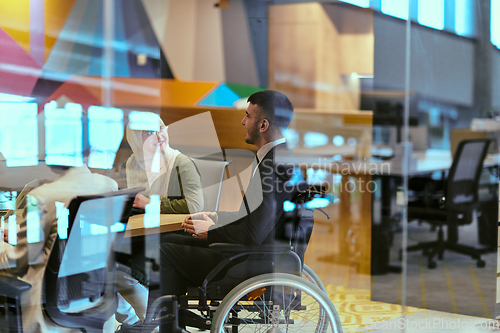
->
xmin=133 ymin=194 xmax=151 ymax=209
xmin=183 ymin=211 xmax=218 ymax=224
xmin=182 ymin=213 xmax=215 ymax=240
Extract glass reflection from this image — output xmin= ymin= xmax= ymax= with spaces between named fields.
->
xmin=0 ymin=102 xmax=38 ymax=167
xmin=305 ymin=197 xmax=330 ymax=209
xmin=44 ymin=101 xmax=83 ymax=167
xmin=492 ymin=0 xmax=500 ymax=48
xmin=283 ymin=200 xmax=296 ymax=212
xmin=26 ymin=195 xmax=41 ymax=244
xmin=333 ymin=135 xmax=345 ymax=146
xmin=88 ymin=106 xmax=124 ymax=169
xmin=58 ymin=196 xmax=124 ymax=278
xmin=307 ymin=168 xmax=329 ymax=184
xmin=282 ymin=128 xmax=299 ymax=149
xmin=128 ymin=111 xmax=161 ymax=131
xmin=56 ymin=201 xmax=69 ymax=240
xmin=8 ymin=212 xmax=16 ymax=245
xmin=304 ymin=132 xmax=328 ymax=148
xmin=455 ymin=0 xmax=475 ymax=37
xmin=0 ymin=93 xmax=36 ymax=103
xmin=417 ymin=0 xmax=444 ymax=30
xmin=110 ymin=222 xmax=126 ymax=233
xmin=0 ymin=216 xmax=4 ymax=244
xmin=339 ymin=0 xmax=369 ymax=8
xmin=144 ymin=194 xmax=160 ymax=229
xmin=381 ymin=0 xmax=409 ymax=20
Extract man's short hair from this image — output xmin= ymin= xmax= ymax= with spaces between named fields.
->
xmin=247 ymin=90 xmax=294 ymax=129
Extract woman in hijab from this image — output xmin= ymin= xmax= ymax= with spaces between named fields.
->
xmin=125 ymin=114 xmax=204 ymax=214
xmin=115 ymin=113 xmax=204 ymax=328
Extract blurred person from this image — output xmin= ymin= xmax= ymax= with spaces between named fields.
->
xmin=115 ymin=113 xmax=203 ymax=329
xmin=157 ymin=90 xmax=302 ymax=333
xmin=0 ymin=114 xmax=118 ymax=332
xmin=125 ymin=114 xmax=203 ymax=215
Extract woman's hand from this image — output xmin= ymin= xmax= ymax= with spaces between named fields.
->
xmin=182 ymin=213 xmax=216 ymax=240
xmin=133 ymin=193 xmax=151 ymax=209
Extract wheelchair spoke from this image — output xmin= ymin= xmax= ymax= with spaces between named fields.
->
xmin=213 ymin=274 xmax=340 ymax=333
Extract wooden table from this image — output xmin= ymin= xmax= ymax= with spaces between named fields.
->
xmin=124 ymin=214 xmax=189 ymax=238
xmin=123 ymin=214 xmax=190 ymax=276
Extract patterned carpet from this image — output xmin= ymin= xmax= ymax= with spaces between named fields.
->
xmin=326 ymin=285 xmax=497 ymax=332
xmin=326 ymin=285 xmax=422 ymax=332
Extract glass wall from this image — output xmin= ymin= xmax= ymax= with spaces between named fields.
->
xmin=0 ymin=0 xmax=499 ymax=331
xmin=369 ymin=0 xmax=500 ymax=327
xmin=268 ymin=0 xmax=500 ymax=330
xmin=0 ymin=0 xmax=164 ymax=330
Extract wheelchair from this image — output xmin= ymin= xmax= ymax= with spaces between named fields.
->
xmin=143 ymin=183 xmax=343 ymax=333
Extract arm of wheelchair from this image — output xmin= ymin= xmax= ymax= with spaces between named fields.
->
xmin=209 ymin=243 xmax=293 ymax=255
xmin=0 ymin=274 xmax=31 ymax=299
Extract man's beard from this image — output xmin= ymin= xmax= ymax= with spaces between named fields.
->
xmin=245 ymin=122 xmax=260 ymax=145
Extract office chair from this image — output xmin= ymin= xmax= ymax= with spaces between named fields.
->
xmin=406 ymin=139 xmax=492 ymax=269
xmin=0 ymin=188 xmax=140 ymax=332
xmin=190 ymin=157 xmax=230 ymax=211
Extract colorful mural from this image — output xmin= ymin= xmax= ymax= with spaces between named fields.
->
xmin=0 ymin=0 xmax=263 ymax=109
xmin=199 ymin=83 xmax=266 ymax=108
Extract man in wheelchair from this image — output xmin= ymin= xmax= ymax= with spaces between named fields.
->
xmin=158 ymin=90 xmax=301 ymax=332
xmin=132 ymin=91 xmax=342 ymax=333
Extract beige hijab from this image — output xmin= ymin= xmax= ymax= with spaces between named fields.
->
xmin=125 ymin=114 xmax=180 ymax=197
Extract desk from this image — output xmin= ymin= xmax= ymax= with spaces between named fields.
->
xmin=120 ymin=214 xmax=188 ymax=280
xmin=124 ymin=214 xmax=188 ymax=238
xmin=296 ymin=148 xmax=500 ymax=175
xmin=367 ymin=149 xmax=499 ymax=217
xmin=384 ymin=149 xmax=500 ymax=175
xmin=308 ymin=149 xmax=499 ymax=222
xmin=371 ymin=150 xmax=499 ymax=273
xmin=291 ymin=148 xmax=500 ymax=274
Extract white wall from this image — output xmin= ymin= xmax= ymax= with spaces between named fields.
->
xmin=142 ymin=0 xmax=226 ymax=82
xmin=220 ymin=0 xmax=260 ymax=86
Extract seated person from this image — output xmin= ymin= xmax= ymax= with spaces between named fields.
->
xmin=125 ymin=113 xmax=204 ymax=214
xmin=157 ymin=90 xmax=302 ymax=333
xmin=0 ymin=119 xmax=118 ymax=332
xmin=115 ymin=113 xmax=203 ymax=327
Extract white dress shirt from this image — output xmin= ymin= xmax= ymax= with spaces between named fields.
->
xmin=256 ymin=137 xmax=287 ymax=165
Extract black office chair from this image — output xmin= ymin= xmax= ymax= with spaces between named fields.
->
xmin=406 ymin=139 xmax=492 ymax=269
xmin=0 ymin=188 xmax=140 ymax=332
xmin=143 ymin=183 xmax=343 ymax=333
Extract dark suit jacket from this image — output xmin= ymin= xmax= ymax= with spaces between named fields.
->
xmin=207 ymin=143 xmax=301 ymax=246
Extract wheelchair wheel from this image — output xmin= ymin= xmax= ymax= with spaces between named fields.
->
xmin=302 ymin=264 xmax=327 ymax=293
xmin=211 ymin=273 xmax=343 ymax=333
